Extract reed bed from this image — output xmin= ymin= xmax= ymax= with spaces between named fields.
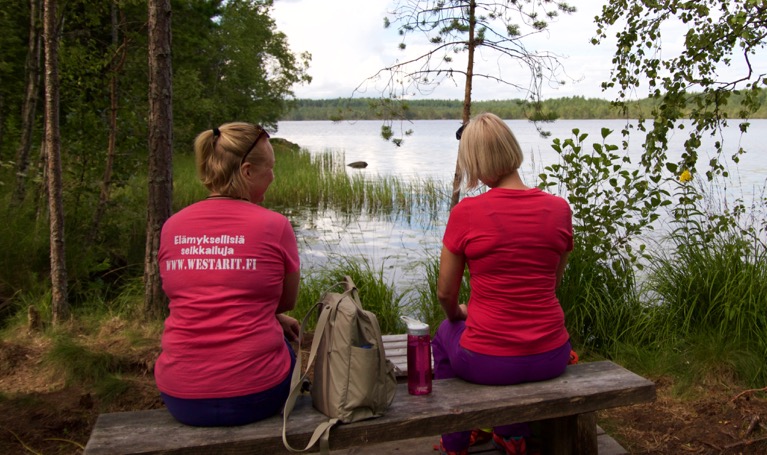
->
xmin=266 ymin=143 xmax=450 ymax=218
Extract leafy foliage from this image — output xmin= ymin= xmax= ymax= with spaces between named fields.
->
xmin=0 ymin=0 xmax=29 ymax=161
xmin=541 ymin=128 xmax=669 ymax=269
xmin=540 ymin=128 xmax=669 ymax=350
xmin=594 ymin=0 xmax=767 ymax=180
xmin=0 ymin=0 xmax=311 ymax=322
xmin=199 ymin=0 xmax=311 ymax=129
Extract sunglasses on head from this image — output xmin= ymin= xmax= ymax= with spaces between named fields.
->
xmin=455 ymin=124 xmax=466 ymax=140
xmin=241 ymin=127 xmax=270 ymax=166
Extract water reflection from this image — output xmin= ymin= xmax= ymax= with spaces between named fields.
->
xmin=274 ymin=119 xmax=767 ymax=287
xmin=277 ymin=205 xmax=447 ymax=289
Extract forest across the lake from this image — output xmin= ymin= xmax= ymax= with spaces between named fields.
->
xmin=282 ymin=90 xmax=767 ymax=121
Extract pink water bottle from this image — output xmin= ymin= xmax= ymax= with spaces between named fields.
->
xmin=402 ymin=317 xmax=432 ymax=395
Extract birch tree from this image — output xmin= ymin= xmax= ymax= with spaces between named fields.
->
xmin=43 ymin=0 xmax=68 ymax=324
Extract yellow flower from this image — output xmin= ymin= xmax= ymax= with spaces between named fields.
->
xmin=678 ymin=169 xmax=692 ymax=183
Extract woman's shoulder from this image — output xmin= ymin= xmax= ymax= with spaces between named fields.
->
xmin=246 ymin=203 xmax=290 ymax=220
xmin=167 ymin=200 xmax=290 ymax=224
xmin=532 ymin=187 xmax=569 ymax=202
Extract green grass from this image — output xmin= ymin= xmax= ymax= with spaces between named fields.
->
xmin=42 ymin=328 xmax=153 ymax=404
xmin=46 ymin=336 xmax=124 ymax=385
xmin=647 ymin=232 xmax=767 ymax=349
xmin=94 ymin=374 xmax=133 ymax=404
xmin=0 ymin=194 xmax=52 ymax=302
xmin=290 ymin=254 xmax=406 ymax=335
xmin=405 ymin=253 xmax=471 ymax=335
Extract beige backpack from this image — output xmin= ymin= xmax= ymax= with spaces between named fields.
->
xmin=282 ymin=276 xmax=397 ymax=454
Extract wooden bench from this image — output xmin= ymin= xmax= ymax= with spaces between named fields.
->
xmin=381 ymin=334 xmax=639 ymax=454
xmin=83 ymin=359 xmax=655 ymax=454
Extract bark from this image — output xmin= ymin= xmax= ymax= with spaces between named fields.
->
xmin=12 ymin=0 xmax=43 ymax=206
xmin=43 ymin=0 xmax=68 ymax=325
xmin=450 ymin=0 xmax=477 ymax=210
xmin=144 ymin=0 xmax=173 ymax=319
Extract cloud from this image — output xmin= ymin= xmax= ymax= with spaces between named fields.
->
xmin=273 ymin=0 xmax=399 ymax=99
xmin=272 ymin=1 xmax=767 ymax=101
xmin=273 ymin=1 xmax=613 ymax=100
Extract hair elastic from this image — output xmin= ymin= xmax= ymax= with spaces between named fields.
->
xmin=212 ymin=127 xmax=221 ymax=137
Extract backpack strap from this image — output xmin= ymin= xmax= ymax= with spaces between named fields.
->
xmin=282 ymin=285 xmax=353 ymax=453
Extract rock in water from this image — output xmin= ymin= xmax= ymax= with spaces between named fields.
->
xmin=347 ymin=161 xmax=368 ymax=169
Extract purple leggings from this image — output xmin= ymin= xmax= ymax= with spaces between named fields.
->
xmin=432 ymin=319 xmax=571 ymax=451
xmin=161 ymin=340 xmax=296 ymax=427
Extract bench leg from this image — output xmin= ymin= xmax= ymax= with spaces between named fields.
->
xmin=539 ymin=412 xmax=598 ymax=455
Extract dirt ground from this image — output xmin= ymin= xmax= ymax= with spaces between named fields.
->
xmin=1 ymin=334 xmax=766 ymax=455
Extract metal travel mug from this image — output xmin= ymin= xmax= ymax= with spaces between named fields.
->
xmin=403 ymin=317 xmax=432 ymax=395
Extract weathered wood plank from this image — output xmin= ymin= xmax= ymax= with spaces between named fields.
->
xmin=381 ymin=334 xmax=407 ymax=343
xmin=84 ymin=361 xmax=654 ymax=455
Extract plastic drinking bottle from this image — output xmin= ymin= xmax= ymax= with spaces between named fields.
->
xmin=402 ymin=316 xmax=432 ymax=395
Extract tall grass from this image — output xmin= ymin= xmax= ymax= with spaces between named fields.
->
xmin=557 ymin=245 xmax=655 ymax=353
xmin=0 ymin=192 xmax=55 ymax=305
xmin=290 ymin=254 xmax=405 ymax=335
xmin=265 ymin=140 xmax=450 ymax=217
xmin=172 ymin=139 xmax=449 ymax=217
xmin=407 ymin=253 xmax=471 ymax=334
xmin=647 ymin=229 xmax=767 ymax=357
xmin=47 ymin=336 xmax=124 ymax=385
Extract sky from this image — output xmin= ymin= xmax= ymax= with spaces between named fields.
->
xmin=272 ymin=1 xmax=765 ymax=102
xmin=271 ymin=1 xmax=627 ymax=101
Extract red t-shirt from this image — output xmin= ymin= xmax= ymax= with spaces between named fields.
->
xmin=443 ymin=188 xmax=573 ymax=356
xmin=155 ymin=199 xmax=300 ymax=399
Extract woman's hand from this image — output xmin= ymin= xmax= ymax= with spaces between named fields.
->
xmin=450 ymin=303 xmax=468 ymax=322
xmin=277 ymin=313 xmax=300 ymax=341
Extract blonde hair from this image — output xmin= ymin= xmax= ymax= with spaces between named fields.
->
xmin=458 ymin=113 xmax=524 ymax=189
xmin=194 ymin=122 xmax=269 ymax=197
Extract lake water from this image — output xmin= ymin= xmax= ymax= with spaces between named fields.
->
xmin=273 ymin=119 xmax=767 ymax=293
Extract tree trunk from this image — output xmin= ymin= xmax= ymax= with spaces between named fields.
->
xmin=91 ymin=6 xmax=127 ymax=242
xmin=43 ymin=0 xmax=68 ymax=325
xmin=12 ymin=0 xmax=43 ymax=206
xmin=144 ymin=0 xmax=173 ymax=319
xmin=450 ymin=0 xmax=477 ymax=210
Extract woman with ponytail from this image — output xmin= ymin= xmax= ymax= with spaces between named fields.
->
xmin=154 ymin=122 xmax=300 ymax=427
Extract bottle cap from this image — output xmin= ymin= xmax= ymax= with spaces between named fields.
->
xmin=401 ymin=316 xmax=429 ymax=336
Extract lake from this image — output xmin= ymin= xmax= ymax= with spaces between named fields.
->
xmin=273 ymin=119 xmax=767 ymax=293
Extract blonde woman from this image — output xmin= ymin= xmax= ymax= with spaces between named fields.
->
xmin=155 ymin=122 xmax=300 ymax=426
xmin=433 ymin=113 xmax=573 ymax=455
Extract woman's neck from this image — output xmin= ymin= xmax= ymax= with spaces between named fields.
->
xmin=493 ymin=171 xmax=528 ymax=190
xmin=206 ymin=193 xmax=249 ymax=202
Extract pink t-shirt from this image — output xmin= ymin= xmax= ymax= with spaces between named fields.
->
xmin=443 ymin=188 xmax=573 ymax=356
xmin=155 ymin=199 xmax=300 ymax=399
